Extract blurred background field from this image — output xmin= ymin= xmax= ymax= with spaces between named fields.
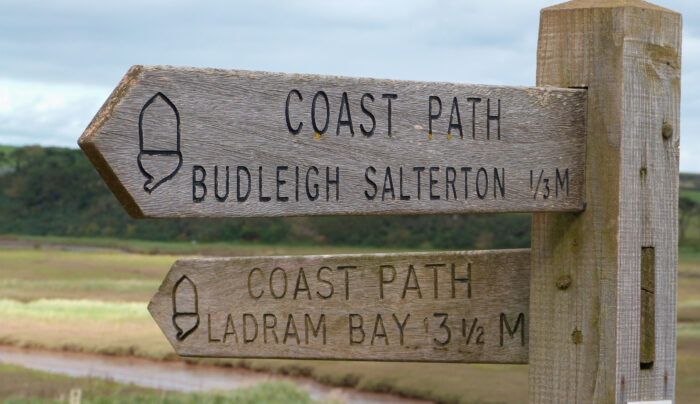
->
xmin=1 ymin=145 xmax=700 ymax=403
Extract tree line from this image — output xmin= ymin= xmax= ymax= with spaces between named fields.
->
xmin=0 ymin=146 xmax=531 ymax=249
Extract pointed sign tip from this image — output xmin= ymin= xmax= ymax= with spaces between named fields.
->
xmin=79 ymin=65 xmax=146 ymax=219
xmin=80 ymin=65 xmax=145 ymax=145
xmin=79 ymin=137 xmax=145 ymax=219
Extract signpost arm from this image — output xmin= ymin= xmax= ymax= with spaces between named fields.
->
xmin=530 ymin=1 xmax=681 ymax=403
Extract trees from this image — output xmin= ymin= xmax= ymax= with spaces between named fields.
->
xmin=5 ymin=145 xmax=700 ymax=250
xmin=0 ymin=145 xmax=527 ymax=248
xmin=679 ymin=196 xmax=699 ymax=244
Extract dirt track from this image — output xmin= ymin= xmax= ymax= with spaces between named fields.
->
xmin=0 ymin=345 xmax=431 ymax=404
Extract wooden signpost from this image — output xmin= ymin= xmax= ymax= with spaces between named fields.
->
xmin=80 ymin=0 xmax=681 ymax=402
xmin=79 ymin=67 xmax=586 ymax=218
xmin=148 ymin=250 xmax=529 ymax=363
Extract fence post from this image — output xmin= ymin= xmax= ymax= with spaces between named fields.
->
xmin=530 ymin=1 xmax=681 ymax=403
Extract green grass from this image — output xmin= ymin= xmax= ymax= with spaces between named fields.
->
xmin=678 ymin=336 xmax=700 ymax=404
xmin=679 ymin=187 xmax=700 ymax=245
xmin=680 ymin=247 xmax=700 ymax=261
xmin=0 ymin=279 xmax=160 ymax=294
xmin=0 ymin=363 xmax=315 ymax=404
xmin=4 ymin=234 xmax=410 ymax=257
xmin=680 ymin=247 xmax=700 ymax=270
xmin=678 ymin=322 xmax=700 ymax=339
xmin=0 ymin=363 xmax=152 ymax=402
xmin=0 ymin=299 xmax=149 ymax=321
xmin=0 ymin=247 xmax=175 ymax=278
xmin=0 ymin=247 xmax=175 ymax=302
xmin=681 ymin=188 xmax=700 ymax=204
xmin=678 ymin=298 xmax=700 ymax=323
xmin=0 ymin=145 xmax=17 ymax=168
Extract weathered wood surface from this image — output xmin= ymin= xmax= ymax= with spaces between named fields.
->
xmin=530 ymin=0 xmax=680 ymax=402
xmin=79 ymin=66 xmax=586 ymax=218
xmin=148 ymin=249 xmax=530 ymax=363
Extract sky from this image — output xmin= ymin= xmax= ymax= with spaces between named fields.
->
xmin=1 ymin=0 xmax=699 ymax=171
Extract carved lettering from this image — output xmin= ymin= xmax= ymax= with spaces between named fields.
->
xmin=156 ymin=251 xmax=530 ymax=362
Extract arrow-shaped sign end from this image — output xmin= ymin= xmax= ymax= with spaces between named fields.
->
xmin=78 ymin=65 xmax=145 ymax=219
xmin=148 ymin=261 xmax=190 ymax=355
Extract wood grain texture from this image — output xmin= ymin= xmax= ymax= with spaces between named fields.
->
xmin=79 ymin=66 xmax=586 ymax=218
xmin=640 ymin=247 xmax=655 ymax=368
xmin=530 ymin=0 xmax=680 ymax=402
xmin=148 ymin=250 xmax=530 ymax=363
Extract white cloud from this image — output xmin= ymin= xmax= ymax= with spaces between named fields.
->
xmin=680 ymin=30 xmax=700 ymax=172
xmin=0 ymin=78 xmax=110 ymax=147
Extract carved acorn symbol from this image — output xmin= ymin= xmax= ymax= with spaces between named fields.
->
xmin=171 ymin=275 xmax=199 ymax=341
xmin=137 ymin=92 xmax=182 ymax=193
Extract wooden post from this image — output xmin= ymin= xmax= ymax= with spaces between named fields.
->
xmin=530 ymin=0 xmax=681 ymax=403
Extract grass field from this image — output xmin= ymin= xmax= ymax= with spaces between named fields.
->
xmin=680 ymin=189 xmax=700 ymax=244
xmin=681 ymin=188 xmax=700 ymax=204
xmin=0 ymin=363 xmax=316 ymax=404
xmin=0 ymin=238 xmax=698 ymax=403
xmin=0 ymin=145 xmax=17 ymax=168
xmin=1 ymin=234 xmax=408 ymax=257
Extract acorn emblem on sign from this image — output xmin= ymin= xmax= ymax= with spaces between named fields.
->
xmin=171 ymin=275 xmax=199 ymax=341
xmin=137 ymin=92 xmax=183 ymax=193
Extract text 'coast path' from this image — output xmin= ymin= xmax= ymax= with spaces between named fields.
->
xmin=80 ymin=66 xmax=586 ymax=218
xmin=148 ymin=249 xmax=530 ymax=363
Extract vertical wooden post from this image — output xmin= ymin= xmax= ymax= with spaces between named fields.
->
xmin=530 ymin=1 xmax=681 ymax=403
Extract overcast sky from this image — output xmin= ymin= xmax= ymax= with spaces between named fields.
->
xmin=1 ymin=0 xmax=699 ymax=171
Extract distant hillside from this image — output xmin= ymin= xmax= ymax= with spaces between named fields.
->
xmin=0 ymin=145 xmax=17 ymax=154
xmin=681 ymin=173 xmax=700 ymax=190
xmin=0 ymin=145 xmax=18 ymax=170
xmin=680 ymin=174 xmax=700 ymax=206
xmin=2 ymin=144 xmax=698 ymax=249
xmin=0 ymin=145 xmax=530 ymax=250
